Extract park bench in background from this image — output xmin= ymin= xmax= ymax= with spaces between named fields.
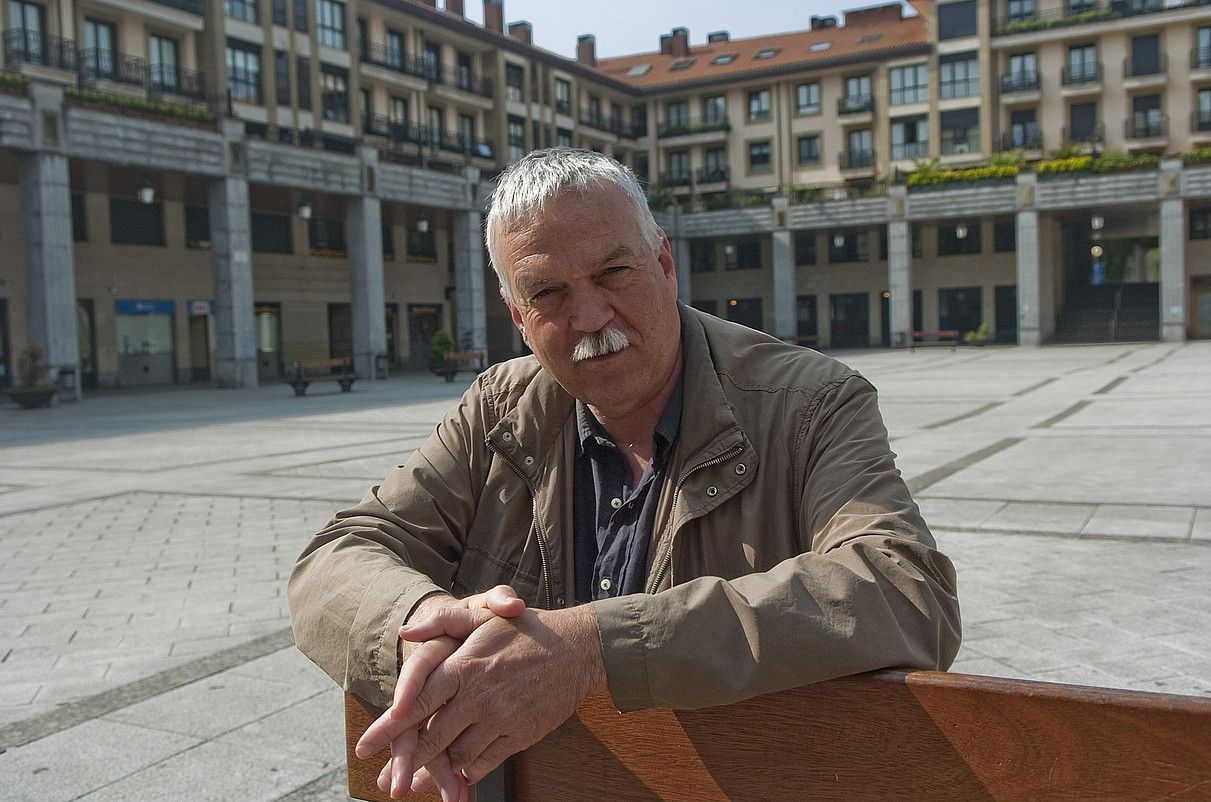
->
xmin=910 ymin=330 xmax=960 ymax=351
xmin=286 ymin=358 xmax=356 ymax=396
xmin=431 ymin=350 xmax=486 ymax=382
xmin=344 ymin=669 xmax=1211 ymax=801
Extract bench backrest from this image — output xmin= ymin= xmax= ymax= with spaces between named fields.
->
xmin=344 ymin=669 xmax=1211 ymax=801
xmin=295 ymin=357 xmax=352 ymax=370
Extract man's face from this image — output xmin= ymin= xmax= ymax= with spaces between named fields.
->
xmin=496 ymin=185 xmax=682 ymax=419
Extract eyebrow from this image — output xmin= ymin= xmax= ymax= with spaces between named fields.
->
xmin=598 ymin=245 xmax=637 ymax=265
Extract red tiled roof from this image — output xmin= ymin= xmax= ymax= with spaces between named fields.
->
xmin=598 ymin=15 xmax=928 ymax=90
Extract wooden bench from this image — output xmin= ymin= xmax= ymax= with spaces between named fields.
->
xmin=344 ymin=670 xmax=1211 ymax=801
xmin=286 ymin=358 xmax=356 ymax=397
xmin=910 ymin=330 xmax=960 ymax=351
xmin=431 ymin=350 xmax=485 ymax=383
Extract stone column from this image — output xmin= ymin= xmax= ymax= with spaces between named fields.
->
xmin=665 ymin=207 xmax=692 ymax=305
xmin=1015 ymin=172 xmax=1042 ymax=346
xmin=1159 ymin=159 xmax=1186 ymax=343
xmin=347 ymin=147 xmax=387 ymax=378
xmin=209 ymin=119 xmax=258 ymax=387
xmin=887 ymin=186 xmax=910 ymax=348
xmin=21 ymin=81 xmax=80 ymax=399
xmin=771 ymin=196 xmax=794 ymax=340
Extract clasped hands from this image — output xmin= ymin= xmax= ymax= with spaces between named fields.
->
xmin=355 ymin=586 xmax=606 ymax=801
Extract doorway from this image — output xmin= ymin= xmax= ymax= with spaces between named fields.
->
xmin=385 ymin=303 xmax=399 ymax=370
xmin=115 ymin=299 xmax=175 ymax=386
xmin=879 ymin=291 xmax=890 ymax=348
xmin=0 ymin=299 xmax=9 ymax=389
xmin=76 ymin=299 xmax=97 ymax=388
xmin=1194 ymin=277 xmax=1211 ymax=339
xmin=187 ymin=301 xmax=212 ymax=382
xmin=725 ymin=297 xmax=763 ymax=332
xmin=830 ymin=293 xmax=870 ymax=348
xmin=328 ymin=303 xmax=352 ymax=359
xmin=938 ymin=287 xmax=983 ymax=336
xmin=995 ymin=285 xmax=1018 ymax=344
xmin=407 ymin=303 xmax=442 ymax=369
xmin=255 ymin=303 xmax=282 ymax=380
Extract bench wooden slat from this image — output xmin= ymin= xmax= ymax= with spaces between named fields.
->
xmin=287 ymin=358 xmax=356 ymax=396
xmin=345 ymin=670 xmax=1211 ymax=802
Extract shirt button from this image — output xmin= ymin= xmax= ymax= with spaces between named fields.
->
xmin=599 ymin=578 xmax=612 ymax=592
xmin=610 ymin=497 xmax=622 ymax=509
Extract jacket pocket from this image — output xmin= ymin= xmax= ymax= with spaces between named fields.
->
xmin=452 ymin=543 xmax=542 ymax=606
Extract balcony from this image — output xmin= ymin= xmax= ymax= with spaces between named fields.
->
xmin=3 ymin=30 xmax=78 ymax=73
xmin=1124 ymin=112 xmax=1166 ymax=140
xmin=994 ymin=0 xmax=1181 ymax=36
xmin=837 ymin=94 xmax=874 ymax=115
xmin=999 ymin=127 xmax=1043 ymax=151
xmin=890 ymin=142 xmax=929 ymax=161
xmin=941 ymin=132 xmax=981 ymax=156
xmin=1061 ymin=62 xmax=1102 ymax=87
xmin=147 ymin=0 xmax=203 ymax=14
xmin=656 ymin=115 xmax=730 ymax=139
xmin=1193 ymin=110 xmax=1211 ymax=134
xmin=840 ymin=149 xmax=875 ymax=170
xmin=554 ymin=99 xmax=571 ymax=116
xmin=1193 ymin=46 xmax=1211 ymax=72
xmin=1000 ymin=71 xmax=1040 ymax=93
xmin=1109 ymin=0 xmax=1164 ymax=15
xmin=578 ymin=108 xmax=636 ymax=139
xmin=657 ymin=171 xmax=692 ymax=188
xmin=79 ymin=49 xmax=147 ymax=87
xmin=363 ymin=114 xmax=494 ymax=159
xmin=1060 ymin=123 xmax=1105 ymax=148
xmin=1123 ymin=53 xmax=1166 ymax=81
xmin=695 ymin=166 xmax=729 ymax=185
xmin=360 ymin=41 xmax=429 ymax=83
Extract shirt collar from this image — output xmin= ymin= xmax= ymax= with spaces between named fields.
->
xmin=575 ymin=371 xmax=684 ymax=462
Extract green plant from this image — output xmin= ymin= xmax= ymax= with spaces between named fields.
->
xmin=15 ymin=343 xmax=56 ymax=390
xmin=1183 ymin=147 xmax=1211 ymax=166
xmin=1048 ymin=141 xmax=1088 ymax=160
xmin=989 ymin=150 xmax=1025 ymax=169
xmin=703 ymin=191 xmax=733 ymax=210
xmin=1091 ymin=150 xmax=1159 ymax=173
xmin=906 ymin=163 xmax=1019 ymax=187
xmin=647 ymin=186 xmax=677 ymax=212
xmin=0 ymin=71 xmax=29 ymax=94
xmin=65 ymin=88 xmax=216 ymax=124
xmin=428 ymin=330 xmax=457 ymax=362
xmin=1035 ymin=155 xmax=1093 ymax=175
xmin=963 ymin=324 xmax=991 ymax=346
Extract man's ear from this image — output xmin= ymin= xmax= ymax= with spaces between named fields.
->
xmin=504 ymin=290 xmax=527 ymax=341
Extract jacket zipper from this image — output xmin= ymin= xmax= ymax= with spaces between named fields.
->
xmin=489 ymin=440 xmax=553 ymax=609
xmin=645 ymin=444 xmax=744 ymax=594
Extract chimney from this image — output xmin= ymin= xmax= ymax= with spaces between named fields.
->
xmin=577 ymin=34 xmax=597 ymax=67
xmin=445 ymin=0 xmax=464 ymax=16
xmin=707 ymin=31 xmax=729 ymax=43
xmin=484 ymin=0 xmax=503 ymax=33
xmin=844 ymin=4 xmax=903 ymax=27
xmin=659 ymin=34 xmax=672 ymax=55
xmin=670 ymin=27 xmax=689 ymax=58
xmin=508 ymin=21 xmax=532 ymax=45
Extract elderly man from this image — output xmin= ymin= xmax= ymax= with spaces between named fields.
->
xmin=289 ymin=148 xmax=960 ymax=801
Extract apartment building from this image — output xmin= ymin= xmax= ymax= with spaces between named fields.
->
xmin=1 ymin=0 xmax=1210 ymax=395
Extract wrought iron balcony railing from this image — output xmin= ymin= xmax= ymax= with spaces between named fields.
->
xmin=837 ymin=94 xmax=873 ymax=115
xmin=1000 ymin=71 xmax=1040 ymax=93
xmin=656 ymin=116 xmax=730 ymax=138
xmin=840 ymin=149 xmax=875 ymax=169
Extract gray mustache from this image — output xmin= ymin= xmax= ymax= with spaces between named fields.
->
xmin=571 ymin=328 xmax=630 ymax=362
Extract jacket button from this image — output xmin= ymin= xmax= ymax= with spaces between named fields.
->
xmin=502 ymin=432 xmax=513 ymax=441
xmin=555 ymin=596 xmax=566 ymax=607
xmin=735 ymin=463 xmax=747 ymax=475
xmin=524 ymin=455 xmax=535 ymax=465
xmin=706 ymin=485 xmax=718 ymax=497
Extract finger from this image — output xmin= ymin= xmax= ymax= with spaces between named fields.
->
xmin=411 ymin=765 xmax=434 ymax=793
xmin=460 ymin=735 xmax=517 ymax=785
xmin=401 ymin=606 xmax=493 ymax=642
xmin=413 ymin=695 xmax=476 ymax=769
xmin=480 ymin=585 xmax=525 ymax=618
xmin=388 ymin=728 xmax=417 ymax=800
xmin=357 ymin=642 xmax=451 ymax=760
xmin=443 ymin=722 xmax=498 ymax=773
xmin=377 ymin=761 xmax=391 ymax=794
xmin=394 ymin=660 xmax=462 ymax=733
xmin=419 ymin=751 xmax=466 ymax=802
xmin=357 ymin=706 xmax=406 ymax=760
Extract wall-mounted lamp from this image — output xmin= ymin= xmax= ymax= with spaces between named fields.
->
xmin=832 ymin=233 xmax=845 ymax=249
xmin=724 ymin=243 xmax=737 ymax=256
xmin=881 ymin=290 xmax=891 ymax=299
xmin=1091 ymin=214 xmax=1104 ymax=231
xmin=728 ymin=299 xmax=738 ymax=307
xmin=955 ymin=224 xmax=968 ymax=240
xmin=1091 ymin=244 xmax=1104 ymax=258
xmin=137 ymin=179 xmax=155 ymax=205
xmin=416 ymin=217 xmax=430 ymax=234
xmin=297 ymin=200 xmax=313 ymax=221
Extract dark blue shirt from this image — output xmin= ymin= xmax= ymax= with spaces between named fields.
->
xmin=572 ymin=377 xmax=683 ymax=604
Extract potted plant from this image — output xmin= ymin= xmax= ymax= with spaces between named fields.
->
xmin=8 ymin=343 xmax=58 ymax=408
xmin=963 ymin=324 xmax=992 ymax=348
xmin=427 ymin=330 xmax=459 ymax=381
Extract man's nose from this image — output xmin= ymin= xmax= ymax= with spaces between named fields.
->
xmin=568 ymin=286 xmax=614 ymax=333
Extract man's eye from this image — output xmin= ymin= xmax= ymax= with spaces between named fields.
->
xmin=531 ymin=288 xmax=555 ymax=302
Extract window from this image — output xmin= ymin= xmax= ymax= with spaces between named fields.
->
xmin=459 ymin=113 xmax=475 ymax=151
xmin=690 ymin=240 xmax=716 ymax=273
xmin=712 ymin=53 xmax=736 ymax=65
xmin=83 ymin=19 xmax=117 ymax=80
xmin=422 ymin=42 xmax=440 ymax=82
xmin=702 ymin=95 xmax=726 ymax=125
xmin=507 ymin=115 xmax=525 ymax=161
xmin=938 ymin=0 xmax=976 ymax=40
xmin=726 ymin=238 xmax=761 ymax=270
xmin=632 ymin=103 xmax=647 ymax=136
xmin=296 ymin=56 xmax=311 ymax=109
xmin=994 ymin=219 xmax=1016 ymax=253
xmin=251 ymin=211 xmax=292 ymax=253
xmin=747 ymin=89 xmax=770 ymax=121
xmin=320 ymin=65 xmax=348 ymax=122
xmin=795 ymin=82 xmax=819 ymax=115
xmin=316 ymin=0 xmax=346 ymax=49
xmin=1130 ymin=94 xmax=1162 ymax=138
xmin=1197 ymin=26 xmax=1211 ymax=70
xmin=71 ymin=192 xmax=87 ymax=242
xmin=109 ymin=197 xmax=165 ymax=246
xmin=1066 ymin=44 xmax=1098 ymax=84
xmin=149 ymin=35 xmax=179 ymax=91
xmin=627 ymin=63 xmax=650 ymax=76
xmin=940 ymin=52 xmax=979 ymax=99
xmin=556 ymin=128 xmax=572 ymax=147
xmin=940 ymin=108 xmax=979 ymax=154
xmin=937 ymin=221 xmax=982 ymax=256
xmin=225 ymin=0 xmax=257 ymax=23
xmin=1069 ymin=101 xmax=1098 ymax=141
xmin=428 ymin=106 xmax=442 ymax=145
xmin=407 ymin=224 xmax=436 ymax=258
xmin=1005 ymin=52 xmax=1037 ymax=91
xmin=1190 ymin=208 xmax=1211 ymax=240
xmin=841 ymin=75 xmax=872 ymax=113
xmin=794 ymin=233 xmax=816 ymax=266
xmin=829 ymin=231 xmax=870 ymax=264
xmin=1197 ymin=88 xmax=1211 ymax=131
xmin=293 ymin=0 xmax=308 ymax=31
xmin=226 ymin=41 xmax=262 ymax=105
xmin=308 ymin=215 xmax=346 ymax=255
xmin=670 ymin=58 xmax=694 ymax=72
xmin=846 ymin=128 xmax=873 ymax=167
xmin=587 ymin=96 xmax=602 ymax=127
xmin=382 ymin=220 xmax=394 ymax=259
xmin=1008 ymin=109 xmax=1039 ymax=148
xmin=755 ymin=48 xmax=779 ymax=60
xmin=703 ymin=147 xmax=727 ymax=180
xmin=555 ymin=78 xmax=571 ymax=114
xmin=748 ymin=141 xmax=772 ymax=172
xmin=1007 ymin=0 xmax=1035 ymax=22
xmin=455 ymin=51 xmax=473 ymax=91
xmin=274 ymin=50 xmax=290 ymax=105
xmin=667 ymin=151 xmax=690 ymax=181
xmin=383 ymin=29 xmax=404 ymax=69
xmin=891 ymin=116 xmax=928 ymax=160
xmin=1129 ymin=34 xmax=1160 ymax=77
xmin=665 ymin=100 xmax=689 ymax=129
xmin=1067 ymin=0 xmax=1095 ymax=13
xmin=889 ymin=64 xmax=928 ymax=105
xmin=796 ymin=296 xmax=818 ymax=338
xmin=272 ymin=0 xmax=287 ymax=25
xmin=505 ymin=64 xmax=524 ymax=102
xmin=185 ymin=205 xmax=210 ymax=249
xmin=797 ymin=134 xmax=821 ymax=165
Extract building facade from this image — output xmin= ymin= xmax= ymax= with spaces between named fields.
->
xmin=2 ymin=0 xmax=1210 ymax=394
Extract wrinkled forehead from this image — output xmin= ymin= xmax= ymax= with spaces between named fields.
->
xmin=491 ymin=185 xmax=649 ymax=265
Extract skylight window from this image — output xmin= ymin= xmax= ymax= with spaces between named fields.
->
xmin=670 ymin=57 xmax=695 ymax=71
xmin=626 ymin=63 xmax=650 ymax=76
xmin=755 ymin=48 xmax=780 ymax=60
xmin=810 ymin=42 xmax=832 ymax=52
xmin=858 ymin=34 xmax=881 ymax=44
xmin=712 ymin=53 xmax=737 ymax=65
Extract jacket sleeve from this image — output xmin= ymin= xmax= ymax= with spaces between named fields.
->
xmin=287 ymin=381 xmax=491 ymax=709
xmin=593 ymin=374 xmax=962 ymax=712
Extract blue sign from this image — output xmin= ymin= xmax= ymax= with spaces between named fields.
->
xmin=115 ymin=299 xmax=175 ymax=316
xmin=1091 ymin=262 xmax=1105 ymax=287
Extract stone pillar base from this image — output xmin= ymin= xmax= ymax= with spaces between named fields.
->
xmin=216 ymin=358 xmax=259 ymax=388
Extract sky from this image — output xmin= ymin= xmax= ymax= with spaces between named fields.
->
xmin=455 ymin=1 xmax=909 ymax=60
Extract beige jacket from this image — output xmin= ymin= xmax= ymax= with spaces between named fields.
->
xmin=288 ymin=305 xmax=961 ymax=713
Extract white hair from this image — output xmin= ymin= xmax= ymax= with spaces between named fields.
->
xmin=485 ymin=147 xmax=662 ymax=303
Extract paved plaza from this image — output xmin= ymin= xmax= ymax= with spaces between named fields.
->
xmin=0 ymin=340 xmax=1208 ymax=800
